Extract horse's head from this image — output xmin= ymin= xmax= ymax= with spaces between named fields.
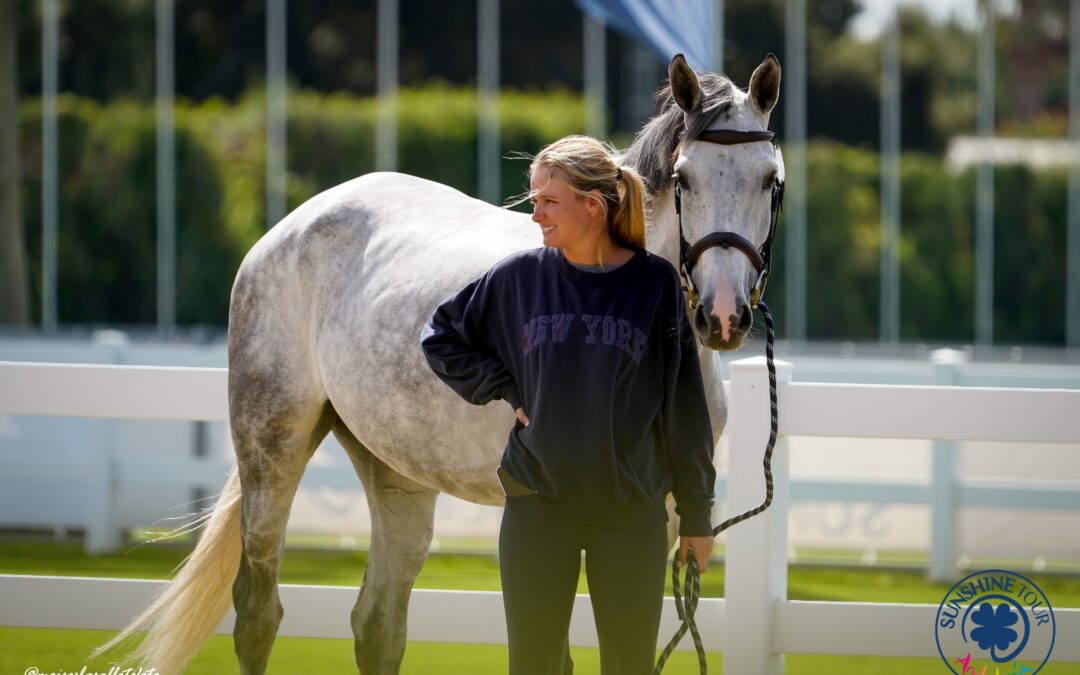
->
xmin=671 ymin=54 xmax=784 ymax=351
xmin=627 ymin=54 xmax=784 ymax=351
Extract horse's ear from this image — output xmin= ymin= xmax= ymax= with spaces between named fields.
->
xmin=748 ymin=53 xmax=782 ymax=116
xmin=668 ymin=53 xmax=701 ymax=113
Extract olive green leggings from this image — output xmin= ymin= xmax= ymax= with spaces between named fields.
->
xmin=499 ymin=493 xmax=669 ymax=675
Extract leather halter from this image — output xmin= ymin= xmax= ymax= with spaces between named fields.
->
xmin=675 ymin=129 xmax=784 ymax=311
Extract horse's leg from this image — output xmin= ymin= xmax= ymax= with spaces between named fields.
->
xmin=230 ymin=393 xmax=337 ymax=675
xmin=333 ymin=420 xmax=439 ymax=674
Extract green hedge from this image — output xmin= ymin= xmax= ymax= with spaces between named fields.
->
xmin=765 ymin=141 xmax=1067 ymax=344
xmin=19 ymin=97 xmax=231 ymax=325
xmin=16 ymin=85 xmax=585 ymax=326
xmin=15 ymin=87 xmax=1070 ymax=343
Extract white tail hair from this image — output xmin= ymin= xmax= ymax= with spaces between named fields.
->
xmin=93 ymin=467 xmax=243 ymax=675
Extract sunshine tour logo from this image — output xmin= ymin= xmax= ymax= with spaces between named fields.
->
xmin=935 ymin=569 xmax=1056 ymax=674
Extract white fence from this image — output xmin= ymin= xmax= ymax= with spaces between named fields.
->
xmin=2 ymin=355 xmax=1080 ymax=573
xmin=1 ymin=358 xmax=1079 ymax=671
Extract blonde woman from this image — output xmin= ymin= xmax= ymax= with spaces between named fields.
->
xmin=421 ymin=135 xmax=716 ymax=675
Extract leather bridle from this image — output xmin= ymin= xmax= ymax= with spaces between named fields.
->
xmin=674 ymin=129 xmax=784 ymax=311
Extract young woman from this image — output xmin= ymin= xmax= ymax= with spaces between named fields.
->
xmin=420 ymin=135 xmax=716 ymax=675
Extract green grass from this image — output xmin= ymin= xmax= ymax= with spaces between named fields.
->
xmin=2 ymin=540 xmax=1079 ymax=673
xmin=0 ymin=627 xmax=987 ymax=674
xmin=6 ymin=628 xmax=1080 ymax=675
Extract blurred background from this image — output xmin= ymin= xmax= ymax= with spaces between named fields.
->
xmin=0 ymin=0 xmax=1078 ymax=575
xmin=2 ymin=0 xmax=1079 ymax=346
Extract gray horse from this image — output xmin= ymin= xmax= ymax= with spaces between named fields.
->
xmin=98 ymin=53 xmax=783 ymax=675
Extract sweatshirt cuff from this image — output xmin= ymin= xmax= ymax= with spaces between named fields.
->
xmin=677 ymin=504 xmax=714 ymax=537
xmin=500 ymin=386 xmax=523 ymax=413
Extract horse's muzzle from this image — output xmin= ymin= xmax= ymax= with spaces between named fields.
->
xmin=693 ymin=295 xmax=753 ymax=350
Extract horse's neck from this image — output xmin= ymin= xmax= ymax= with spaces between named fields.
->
xmin=645 ymin=185 xmax=729 ymax=435
xmin=645 ymin=187 xmax=681 ymax=269
xmin=698 ymin=337 xmax=728 ymax=437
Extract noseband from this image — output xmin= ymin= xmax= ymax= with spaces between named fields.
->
xmin=674 ymin=129 xmax=784 ymax=311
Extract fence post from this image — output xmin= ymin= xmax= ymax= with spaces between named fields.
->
xmin=724 ymin=355 xmax=793 ymax=675
xmin=85 ymin=330 xmax=126 ymax=554
xmin=929 ymin=348 xmax=966 ymax=582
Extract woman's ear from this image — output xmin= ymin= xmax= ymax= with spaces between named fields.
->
xmin=585 ymin=190 xmax=604 ymax=219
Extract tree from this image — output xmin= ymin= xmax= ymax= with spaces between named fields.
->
xmin=1 ymin=0 xmax=30 ymax=325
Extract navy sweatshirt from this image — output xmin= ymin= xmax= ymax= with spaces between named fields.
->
xmin=420 ymin=246 xmax=716 ymax=536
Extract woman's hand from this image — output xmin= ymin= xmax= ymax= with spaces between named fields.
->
xmin=515 ymin=407 xmax=530 ymax=426
xmin=677 ymin=535 xmax=714 ymax=574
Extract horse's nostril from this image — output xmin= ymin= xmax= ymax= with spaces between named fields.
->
xmin=694 ymin=303 xmax=710 ymax=335
xmin=737 ymin=304 xmax=753 ymax=332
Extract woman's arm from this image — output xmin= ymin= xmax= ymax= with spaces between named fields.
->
xmin=661 ymin=276 xmax=718 ymax=539
xmin=420 ymin=274 xmax=523 ymax=411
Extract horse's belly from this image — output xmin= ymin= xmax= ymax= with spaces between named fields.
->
xmin=319 ymin=297 xmax=514 ymax=506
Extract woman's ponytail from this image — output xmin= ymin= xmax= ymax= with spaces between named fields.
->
xmin=611 ymin=165 xmax=646 ymax=249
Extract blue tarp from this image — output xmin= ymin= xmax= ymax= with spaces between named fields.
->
xmin=575 ymin=0 xmax=714 ymax=72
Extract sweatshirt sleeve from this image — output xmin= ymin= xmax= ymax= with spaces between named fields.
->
xmin=661 ymin=276 xmax=717 ymax=537
xmin=420 ymin=273 xmax=523 ymax=411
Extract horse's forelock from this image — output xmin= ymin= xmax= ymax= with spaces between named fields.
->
xmin=622 ymin=72 xmax=737 ymax=195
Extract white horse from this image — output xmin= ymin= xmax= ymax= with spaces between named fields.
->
xmin=99 ymin=53 xmax=783 ymax=675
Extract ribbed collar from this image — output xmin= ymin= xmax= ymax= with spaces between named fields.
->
xmin=549 ymin=246 xmax=647 ymax=286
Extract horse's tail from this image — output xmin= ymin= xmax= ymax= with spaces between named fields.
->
xmin=92 ymin=466 xmax=243 ymax=675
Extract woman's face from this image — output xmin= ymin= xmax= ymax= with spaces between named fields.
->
xmin=530 ymin=168 xmax=603 ymax=251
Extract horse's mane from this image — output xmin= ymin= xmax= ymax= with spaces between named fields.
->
xmin=621 ymin=72 xmax=737 ymax=194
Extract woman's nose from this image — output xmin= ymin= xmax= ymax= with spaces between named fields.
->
xmin=531 ymin=208 xmax=543 ymax=223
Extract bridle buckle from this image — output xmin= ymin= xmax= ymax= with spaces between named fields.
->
xmin=750 ymin=269 xmax=769 ymax=310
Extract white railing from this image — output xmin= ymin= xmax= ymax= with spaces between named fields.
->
xmin=3 ymin=359 xmax=1080 ymax=567
xmin=1 ymin=359 xmax=1079 ymax=670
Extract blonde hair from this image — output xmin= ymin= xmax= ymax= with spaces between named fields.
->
xmin=522 ymin=135 xmax=647 ymax=266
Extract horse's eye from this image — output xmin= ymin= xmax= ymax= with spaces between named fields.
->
xmin=762 ymin=173 xmax=777 ymax=190
xmin=673 ymin=172 xmax=689 ymax=189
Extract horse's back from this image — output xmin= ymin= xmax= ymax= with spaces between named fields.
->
xmin=341 ymin=172 xmax=537 ymax=279
xmin=292 ymin=171 xmax=538 ymax=317
xmin=237 ymin=172 xmax=534 ymax=292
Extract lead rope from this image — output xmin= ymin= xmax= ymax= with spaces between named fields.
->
xmin=653 ymin=301 xmax=778 ymax=675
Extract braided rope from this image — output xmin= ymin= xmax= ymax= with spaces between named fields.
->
xmin=653 ymin=302 xmax=778 ymax=674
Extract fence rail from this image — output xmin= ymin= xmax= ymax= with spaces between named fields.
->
xmin=3 ymin=359 xmax=1079 ymax=556
xmin=2 ymin=358 xmax=1080 ymax=671
xmin=2 ymin=574 xmax=1078 ymax=662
